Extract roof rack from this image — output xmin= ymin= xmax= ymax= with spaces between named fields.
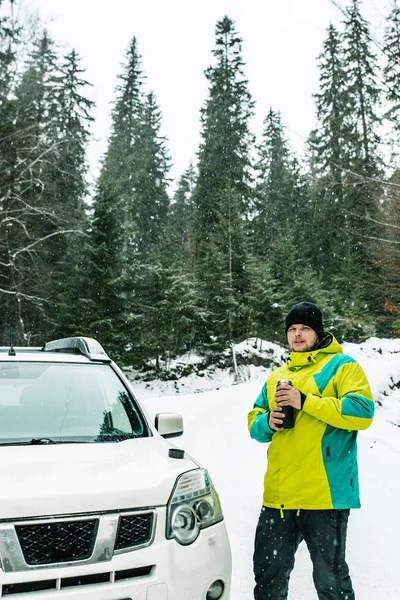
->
xmin=0 ymin=347 xmax=42 ymax=354
xmin=43 ymin=337 xmax=111 ymax=362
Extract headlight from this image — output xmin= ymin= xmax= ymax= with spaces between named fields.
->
xmin=167 ymin=469 xmax=224 ymax=545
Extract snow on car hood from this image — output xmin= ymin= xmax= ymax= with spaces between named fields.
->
xmin=0 ymin=436 xmax=197 ymax=519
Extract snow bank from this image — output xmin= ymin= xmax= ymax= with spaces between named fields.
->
xmin=125 ymin=338 xmax=288 ymax=398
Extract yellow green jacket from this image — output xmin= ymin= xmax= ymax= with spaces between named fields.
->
xmin=248 ymin=334 xmax=374 ymax=510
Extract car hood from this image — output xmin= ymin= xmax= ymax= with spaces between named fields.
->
xmin=0 ymin=437 xmax=197 ymax=519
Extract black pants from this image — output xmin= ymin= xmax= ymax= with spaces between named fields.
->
xmin=253 ymin=507 xmax=355 ymax=600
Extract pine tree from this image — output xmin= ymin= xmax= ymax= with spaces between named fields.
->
xmin=245 ymin=257 xmax=282 ymax=343
xmin=253 ymin=108 xmax=307 ymax=258
xmin=104 ymin=38 xmax=144 ymax=242
xmin=133 ymin=91 xmax=170 ymax=256
xmin=84 ymin=180 xmax=128 ymax=356
xmin=50 ymin=49 xmax=94 ymax=337
xmin=83 ymin=38 xmax=173 ymax=361
xmin=166 ymin=163 xmax=197 ymax=270
xmin=55 ymin=49 xmax=94 ymax=210
xmin=308 ymin=3 xmax=383 ymax=317
xmin=126 ymin=262 xmax=201 ymax=365
xmin=307 ymin=24 xmax=350 ymax=278
xmin=343 ymin=0 xmax=381 ymax=175
xmin=14 ymin=31 xmax=60 ymax=168
xmin=191 ymin=16 xmax=254 ymax=346
xmin=123 ymin=91 xmax=171 ymax=363
xmin=340 ymin=0 xmax=383 ymax=307
xmin=141 ymin=164 xmax=203 ymax=360
xmin=383 ymin=0 xmax=400 ymax=165
xmin=161 ymin=269 xmax=203 ymax=357
xmin=311 ymin=25 xmax=349 ymax=180
xmin=80 ymin=37 xmax=145 ymax=354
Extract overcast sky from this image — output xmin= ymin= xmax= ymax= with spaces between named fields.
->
xmin=27 ymin=0 xmax=391 ymax=189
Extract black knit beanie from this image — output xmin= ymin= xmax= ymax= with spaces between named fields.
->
xmin=285 ymin=302 xmax=324 ymax=339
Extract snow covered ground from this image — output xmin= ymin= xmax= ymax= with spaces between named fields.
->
xmin=129 ymin=337 xmax=400 ymax=600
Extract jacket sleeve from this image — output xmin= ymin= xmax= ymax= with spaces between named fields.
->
xmin=248 ymin=383 xmax=275 ymax=442
xmin=302 ymin=359 xmax=374 ymax=430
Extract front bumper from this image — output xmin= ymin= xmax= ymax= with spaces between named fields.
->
xmin=0 ymin=510 xmax=231 ymax=599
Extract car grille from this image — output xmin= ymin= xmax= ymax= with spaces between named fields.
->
xmin=115 ymin=513 xmax=154 ymax=551
xmin=0 ymin=510 xmax=157 ymax=572
xmin=15 ymin=519 xmax=98 ymax=565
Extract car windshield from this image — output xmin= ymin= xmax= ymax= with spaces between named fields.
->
xmin=0 ymin=362 xmax=149 ymax=444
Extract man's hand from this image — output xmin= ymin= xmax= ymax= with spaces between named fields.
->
xmin=275 ymin=384 xmax=301 ymax=409
xmin=269 ymin=384 xmax=302 ymax=431
xmin=269 ymin=405 xmax=285 ymax=431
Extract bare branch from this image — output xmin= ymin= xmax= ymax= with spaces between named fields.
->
xmin=1 ymin=216 xmax=30 ymax=236
xmin=0 ymin=123 xmax=40 ymax=144
xmin=2 ymin=194 xmax=71 ymax=226
xmin=342 ymin=209 xmax=400 ymax=230
xmin=332 ymin=162 xmax=400 ymax=189
xmin=17 ymin=139 xmax=68 ymax=178
xmin=10 ymin=229 xmax=87 ymax=260
xmin=365 ymin=235 xmax=400 ymax=245
xmin=0 ymin=287 xmax=50 ymax=303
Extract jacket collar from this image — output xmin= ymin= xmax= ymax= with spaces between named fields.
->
xmin=286 ymin=332 xmax=343 ymax=371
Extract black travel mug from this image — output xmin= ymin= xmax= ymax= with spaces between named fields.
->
xmin=277 ymin=379 xmax=295 ymax=429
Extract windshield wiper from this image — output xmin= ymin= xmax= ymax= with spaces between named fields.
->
xmin=28 ymin=438 xmax=90 ymax=445
xmin=0 ymin=438 xmax=91 ymax=446
xmin=0 ymin=438 xmax=58 ymax=446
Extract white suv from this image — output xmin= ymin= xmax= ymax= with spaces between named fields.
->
xmin=0 ymin=337 xmax=231 ymax=600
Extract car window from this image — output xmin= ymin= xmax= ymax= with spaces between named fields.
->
xmin=0 ymin=362 xmax=148 ymax=444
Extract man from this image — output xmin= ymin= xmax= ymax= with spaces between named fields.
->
xmin=248 ymin=301 xmax=374 ymax=600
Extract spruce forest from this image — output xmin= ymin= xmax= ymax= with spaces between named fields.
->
xmin=1 ymin=0 xmax=399 ymax=367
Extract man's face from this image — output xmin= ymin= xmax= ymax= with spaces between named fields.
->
xmin=287 ymin=324 xmax=318 ymax=352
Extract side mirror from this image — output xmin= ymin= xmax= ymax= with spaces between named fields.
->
xmin=155 ymin=412 xmax=184 ymax=438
